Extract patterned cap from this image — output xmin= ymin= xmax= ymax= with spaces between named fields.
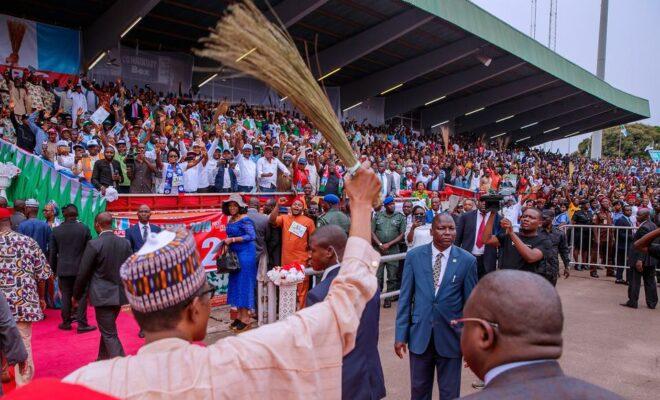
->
xmin=120 ymin=229 xmax=206 ymax=313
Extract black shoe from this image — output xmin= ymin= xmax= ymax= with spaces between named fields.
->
xmin=77 ymin=324 xmax=97 ymax=333
xmin=383 ymin=299 xmax=392 ymax=309
xmin=590 ymin=272 xmax=599 ymax=278
xmin=648 ymin=304 xmax=656 ymax=310
xmin=233 ymin=320 xmax=252 ymax=332
xmin=138 ymin=329 xmax=145 ymax=338
xmin=620 ymin=302 xmax=638 ymax=309
xmin=58 ymin=323 xmax=72 ymax=331
xmin=230 ymin=319 xmax=240 ymax=328
xmin=615 ymin=279 xmax=626 ymax=285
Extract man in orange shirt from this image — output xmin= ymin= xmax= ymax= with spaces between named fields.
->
xmin=269 ymin=197 xmax=316 ymax=308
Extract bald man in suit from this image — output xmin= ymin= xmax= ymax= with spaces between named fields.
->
xmin=459 ymin=270 xmax=623 ymax=399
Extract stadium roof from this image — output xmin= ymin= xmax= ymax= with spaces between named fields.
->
xmin=3 ymin=0 xmax=649 ymax=146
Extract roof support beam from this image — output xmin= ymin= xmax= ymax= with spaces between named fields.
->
xmin=508 ymin=104 xmax=616 ymax=143
xmin=472 ymin=92 xmax=599 ymax=137
xmin=384 ymin=55 xmax=524 ymax=119
xmin=194 ymin=0 xmax=328 ymax=87
xmin=456 ymin=86 xmax=579 ymax=132
xmin=340 ymin=37 xmax=483 ymax=109
xmin=315 ymin=8 xmax=433 ymax=76
xmin=527 ymin=109 xmax=626 ymax=146
xmin=422 ymin=74 xmax=557 ymax=128
xmin=82 ymin=0 xmax=161 ymax=69
xmin=268 ymin=0 xmax=330 ymax=27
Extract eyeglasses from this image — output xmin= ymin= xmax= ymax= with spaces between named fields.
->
xmin=450 ymin=317 xmax=499 ymax=333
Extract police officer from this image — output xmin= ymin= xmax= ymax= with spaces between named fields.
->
xmin=539 ymin=209 xmax=570 ymax=286
xmin=372 ymin=196 xmax=406 ymax=308
xmin=316 ymin=194 xmax=350 ymax=234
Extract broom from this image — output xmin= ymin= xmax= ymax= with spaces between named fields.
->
xmin=194 ymin=0 xmax=360 ymax=174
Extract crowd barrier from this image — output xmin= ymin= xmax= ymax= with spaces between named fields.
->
xmin=258 ymin=252 xmax=406 ymax=324
xmin=562 ymin=224 xmax=658 ymax=271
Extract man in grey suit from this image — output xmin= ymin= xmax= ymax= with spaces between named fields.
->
xmin=459 ymin=270 xmax=623 ymax=399
xmin=74 ymin=212 xmax=133 ymax=360
xmin=376 ymin=162 xmax=396 ymax=198
xmin=247 ymin=197 xmax=271 ymax=324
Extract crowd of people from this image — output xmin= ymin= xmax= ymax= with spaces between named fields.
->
xmin=0 ymin=71 xmax=658 ymax=399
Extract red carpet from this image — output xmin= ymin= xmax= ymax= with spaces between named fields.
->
xmin=32 ymin=307 xmax=144 ymax=379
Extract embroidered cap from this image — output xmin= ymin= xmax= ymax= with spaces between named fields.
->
xmin=120 ymin=229 xmax=206 ymax=313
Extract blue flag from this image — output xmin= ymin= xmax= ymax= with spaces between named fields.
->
xmin=620 ymin=125 xmax=629 ymax=137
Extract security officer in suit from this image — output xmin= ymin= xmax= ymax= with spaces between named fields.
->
xmin=459 ymin=270 xmax=623 ymax=400
xmin=455 ymin=199 xmax=500 ymax=279
xmin=74 ymin=212 xmax=133 ymax=360
xmin=395 ymin=214 xmax=478 ymax=399
xmin=49 ymin=204 xmax=95 ymax=333
xmin=126 ymin=204 xmax=162 ymax=253
xmin=306 ymin=225 xmax=386 ymax=400
xmin=622 ymin=208 xmax=658 ymax=309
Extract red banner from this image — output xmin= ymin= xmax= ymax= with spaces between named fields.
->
xmin=112 ymin=210 xmax=228 ymax=272
xmin=107 ymin=193 xmax=299 ymax=212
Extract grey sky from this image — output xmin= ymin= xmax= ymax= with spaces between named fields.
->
xmin=470 ymin=0 xmax=659 ymax=153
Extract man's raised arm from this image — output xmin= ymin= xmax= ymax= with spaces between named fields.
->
xmin=210 ymin=163 xmax=382 ymax=397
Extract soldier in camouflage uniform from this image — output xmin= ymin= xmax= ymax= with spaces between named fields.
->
xmin=372 ymin=196 xmax=406 ymax=308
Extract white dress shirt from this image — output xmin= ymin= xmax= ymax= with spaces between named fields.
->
xmin=235 ymin=154 xmax=257 ymax=188
xmin=484 ymin=360 xmax=553 ymax=386
xmin=471 ymin=211 xmax=491 ymax=256
xmin=431 ymin=244 xmax=451 ymax=295
xmin=256 ymin=157 xmax=289 ymax=189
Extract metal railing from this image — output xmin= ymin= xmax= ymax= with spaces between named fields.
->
xmin=561 ymin=224 xmax=657 ymax=270
xmin=259 ymin=252 xmax=407 ymax=324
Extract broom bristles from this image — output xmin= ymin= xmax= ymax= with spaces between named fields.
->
xmin=194 ymin=0 xmax=359 ymax=173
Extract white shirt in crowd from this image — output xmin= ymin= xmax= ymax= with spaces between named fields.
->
xmin=67 ymin=90 xmax=88 ymax=127
xmin=431 ymin=243 xmax=451 ymax=295
xmin=471 ymin=211 xmax=491 ymax=256
xmin=198 ymin=139 xmax=219 ymax=190
xmin=183 ymin=163 xmax=203 ymax=193
xmin=235 ymin=153 xmax=257 ymax=188
xmin=389 ymin=170 xmax=401 ymax=195
xmin=406 ymin=224 xmax=432 ymax=249
xmin=256 ymin=157 xmax=289 ymax=189
xmin=502 ymin=202 xmax=522 ymax=233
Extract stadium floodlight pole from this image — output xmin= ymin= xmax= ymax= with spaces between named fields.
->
xmin=590 ymin=0 xmax=609 ymax=160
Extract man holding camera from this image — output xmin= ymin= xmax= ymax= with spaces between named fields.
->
xmin=455 ymin=197 xmax=501 ymax=279
xmin=482 ymin=207 xmax=552 ymax=279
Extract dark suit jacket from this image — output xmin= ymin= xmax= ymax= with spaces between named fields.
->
xmin=74 ymin=231 xmax=133 ymax=307
xmin=126 ymin=223 xmax=162 ymax=253
xmin=91 ymin=159 xmax=124 ymax=190
xmin=455 ymin=210 xmax=499 ymax=271
xmin=306 ymin=267 xmax=386 ymax=400
xmin=396 ymin=244 xmax=477 ymax=357
xmin=461 ymin=361 xmax=624 ymax=400
xmin=614 ymin=216 xmax=633 ymax=251
xmin=631 ymin=220 xmax=658 ymax=268
xmin=49 ymin=220 xmax=92 ymax=277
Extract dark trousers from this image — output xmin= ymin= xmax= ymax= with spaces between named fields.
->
xmin=615 ymin=248 xmax=629 ymax=281
xmin=475 ymin=255 xmax=485 ymax=280
xmin=95 ymin=305 xmax=124 ymax=360
xmin=628 ymin=266 xmax=658 ymax=308
xmin=59 ymin=276 xmax=89 ymax=325
xmin=237 ymin=185 xmax=253 ymax=192
xmin=258 ymin=185 xmax=276 ymax=193
xmin=409 ymin=335 xmax=461 ymax=400
xmin=118 ymin=185 xmax=130 ymax=194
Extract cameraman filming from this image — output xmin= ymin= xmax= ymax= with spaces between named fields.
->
xmin=482 ymin=207 xmax=552 ymax=280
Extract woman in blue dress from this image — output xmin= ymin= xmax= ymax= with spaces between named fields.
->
xmin=222 ymin=194 xmax=257 ymax=332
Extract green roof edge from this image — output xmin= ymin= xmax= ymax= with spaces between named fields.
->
xmin=404 ymin=0 xmax=650 ymax=119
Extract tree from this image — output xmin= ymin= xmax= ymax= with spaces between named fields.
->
xmin=577 ymin=123 xmax=659 ymax=158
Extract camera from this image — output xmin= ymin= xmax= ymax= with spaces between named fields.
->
xmin=481 ymin=193 xmax=503 ymax=212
